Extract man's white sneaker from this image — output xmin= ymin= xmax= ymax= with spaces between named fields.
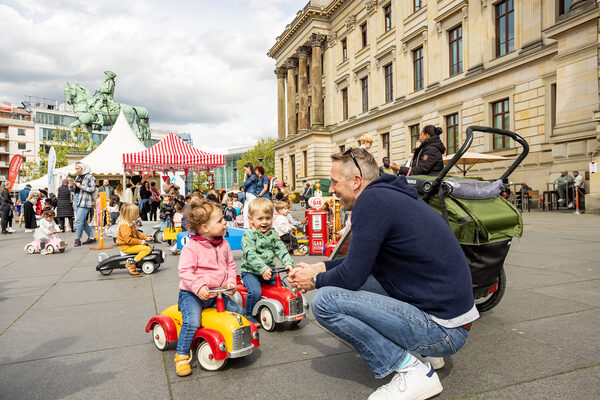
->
xmin=417 ymin=356 xmax=445 ymax=370
xmin=25 ymin=229 xmax=33 ymax=233
xmin=567 ymin=202 xmax=574 ymax=209
xmin=368 ymin=363 xmax=443 ymax=400
xmin=558 ymin=198 xmax=564 ymax=203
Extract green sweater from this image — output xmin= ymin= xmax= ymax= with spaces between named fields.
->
xmin=241 ymin=228 xmax=295 ymax=275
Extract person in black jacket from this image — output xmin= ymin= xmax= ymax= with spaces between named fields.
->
xmin=393 ymin=125 xmax=446 ymax=176
xmin=0 ymin=181 xmax=14 ymax=234
xmin=56 ymin=179 xmax=75 ymax=232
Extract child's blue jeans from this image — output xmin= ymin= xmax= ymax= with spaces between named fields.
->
xmin=241 ymin=272 xmax=275 ymax=317
xmin=176 ymin=289 xmax=244 ymax=356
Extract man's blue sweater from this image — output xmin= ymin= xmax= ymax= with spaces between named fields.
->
xmin=317 ymin=174 xmax=475 ymax=320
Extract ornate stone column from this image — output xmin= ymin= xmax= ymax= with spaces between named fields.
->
xmin=297 ymin=47 xmax=311 ymax=131
xmin=275 ymin=67 xmax=287 ymax=141
xmin=310 ymin=33 xmax=327 ymax=127
xmin=286 ymin=58 xmax=298 ymax=136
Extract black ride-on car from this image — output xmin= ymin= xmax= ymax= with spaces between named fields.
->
xmin=96 ymin=247 xmax=166 ymax=276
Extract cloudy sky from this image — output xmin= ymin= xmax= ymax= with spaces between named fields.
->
xmin=0 ymin=0 xmax=305 ymax=153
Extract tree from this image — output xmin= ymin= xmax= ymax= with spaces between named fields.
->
xmin=193 ymin=172 xmax=210 ymax=192
xmin=19 ymin=126 xmax=100 ymax=182
xmin=237 ymin=138 xmax=276 ymax=182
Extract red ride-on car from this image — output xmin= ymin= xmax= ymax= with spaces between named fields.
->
xmin=233 ymin=267 xmax=309 ymax=332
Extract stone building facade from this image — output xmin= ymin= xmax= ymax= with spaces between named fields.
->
xmin=268 ymin=0 xmax=600 ymax=211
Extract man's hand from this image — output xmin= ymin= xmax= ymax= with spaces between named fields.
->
xmin=391 ymin=162 xmax=400 ymax=171
xmin=288 ymin=262 xmax=319 ymax=293
xmin=146 ymin=237 xmax=153 ymax=242
xmin=262 ymin=268 xmax=272 ymax=280
xmin=197 ymin=286 xmax=210 ymax=300
xmin=226 ymin=282 xmax=236 ymax=295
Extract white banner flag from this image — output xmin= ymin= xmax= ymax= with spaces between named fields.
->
xmin=47 ymin=147 xmax=56 ymax=193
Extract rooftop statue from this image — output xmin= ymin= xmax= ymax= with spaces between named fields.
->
xmin=64 ymin=71 xmax=151 ymax=149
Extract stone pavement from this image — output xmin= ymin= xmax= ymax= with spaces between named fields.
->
xmin=0 ymin=211 xmax=599 ymax=399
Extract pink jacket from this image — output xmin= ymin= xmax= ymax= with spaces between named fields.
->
xmin=178 ymin=239 xmax=237 ymax=298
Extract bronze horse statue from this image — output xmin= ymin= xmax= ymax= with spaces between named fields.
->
xmin=64 ymin=82 xmax=151 ymax=149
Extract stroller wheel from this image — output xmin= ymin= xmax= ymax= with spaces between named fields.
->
xmin=475 ymin=267 xmax=506 ymax=313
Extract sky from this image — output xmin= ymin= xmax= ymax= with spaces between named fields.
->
xmin=0 ymin=0 xmax=305 ymax=153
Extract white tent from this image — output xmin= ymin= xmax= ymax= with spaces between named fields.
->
xmin=13 ymin=111 xmax=145 ymax=191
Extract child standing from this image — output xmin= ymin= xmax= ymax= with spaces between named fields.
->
xmin=241 ymin=198 xmax=295 ymax=325
xmin=174 ymin=198 xmax=244 ymax=377
xmin=223 ymin=198 xmax=237 ymax=228
xmin=35 ymin=209 xmax=62 ymax=254
xmin=116 ymin=203 xmax=153 ymax=275
xmin=173 ymin=203 xmax=183 ymax=228
xmin=159 ymin=196 xmax=175 ymax=231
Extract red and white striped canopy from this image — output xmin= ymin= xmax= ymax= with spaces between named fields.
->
xmin=123 ymin=132 xmax=224 ymax=174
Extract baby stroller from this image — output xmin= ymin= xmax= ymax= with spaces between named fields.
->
xmin=406 ymin=126 xmax=528 ymax=312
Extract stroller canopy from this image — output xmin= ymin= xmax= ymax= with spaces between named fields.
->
xmin=123 ymin=132 xmax=225 ymax=174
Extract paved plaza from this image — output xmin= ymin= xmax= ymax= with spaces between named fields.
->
xmin=0 ymin=211 xmax=599 ymax=399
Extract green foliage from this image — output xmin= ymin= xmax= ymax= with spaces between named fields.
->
xmin=236 ymin=138 xmax=276 ymax=182
xmin=21 ymin=160 xmax=44 ymax=181
xmin=20 ymin=126 xmax=99 ymax=182
xmin=193 ymin=172 xmax=210 ymax=192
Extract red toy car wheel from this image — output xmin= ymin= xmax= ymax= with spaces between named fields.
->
xmin=152 ymin=323 xmax=168 ymax=350
xmin=259 ymin=306 xmax=276 ymax=332
xmin=196 ymin=341 xmax=227 ymax=371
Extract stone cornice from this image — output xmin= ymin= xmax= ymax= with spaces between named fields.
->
xmin=267 ymin=0 xmax=351 ymax=59
xmin=543 ymin=2 xmax=599 ymax=39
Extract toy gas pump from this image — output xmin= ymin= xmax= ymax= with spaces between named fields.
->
xmin=91 ymin=192 xmax=113 ymax=250
xmin=305 ymin=196 xmax=328 ymax=255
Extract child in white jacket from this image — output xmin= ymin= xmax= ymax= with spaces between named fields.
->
xmin=34 ymin=209 xmax=62 ymax=254
xmin=273 ymin=201 xmax=300 ymax=254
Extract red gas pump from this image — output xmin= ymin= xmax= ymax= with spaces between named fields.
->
xmin=305 ymin=209 xmax=328 ymax=255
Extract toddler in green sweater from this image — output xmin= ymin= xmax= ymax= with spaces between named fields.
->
xmin=241 ymin=198 xmax=294 ymax=326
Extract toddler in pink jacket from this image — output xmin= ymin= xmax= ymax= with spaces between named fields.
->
xmin=174 ymin=198 xmax=244 ymax=377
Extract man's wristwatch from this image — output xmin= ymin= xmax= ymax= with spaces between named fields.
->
xmin=311 ymin=273 xmax=319 ymax=289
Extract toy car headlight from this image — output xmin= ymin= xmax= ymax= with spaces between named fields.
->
xmin=218 ymin=342 xmax=226 ymax=352
xmin=161 ymin=250 xmax=166 ymax=259
xmin=252 ymin=331 xmax=259 ymax=340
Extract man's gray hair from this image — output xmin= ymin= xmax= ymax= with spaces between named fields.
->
xmin=331 ymin=148 xmax=379 ymax=183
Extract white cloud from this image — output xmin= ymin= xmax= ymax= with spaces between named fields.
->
xmin=0 ymin=0 xmax=302 ymax=153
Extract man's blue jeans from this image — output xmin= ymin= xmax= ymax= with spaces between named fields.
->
xmin=241 ymin=272 xmax=275 ymax=317
xmin=176 ymin=289 xmax=244 ymax=356
xmin=75 ymin=206 xmax=93 ymax=240
xmin=311 ymin=276 xmax=470 ymax=378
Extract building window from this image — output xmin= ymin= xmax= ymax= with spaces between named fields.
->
xmin=280 ymin=158 xmax=284 ymax=180
xmin=339 ymin=144 xmax=346 ymax=153
xmin=384 ymin=4 xmax=392 ymax=32
xmin=449 ymin=25 xmax=463 ymax=76
xmin=361 ymin=23 xmax=368 ymax=48
xmin=384 ymin=63 xmax=394 ymax=103
xmin=559 ymin=0 xmax=573 ymax=15
xmin=341 ymin=88 xmax=349 ymax=120
xmin=232 ymin=168 xmax=238 ymax=184
xmin=492 ymin=99 xmax=510 ymax=149
xmin=18 ymin=142 xmax=26 ymax=150
xmin=18 ymin=129 xmax=26 ymax=136
xmin=414 ymin=0 xmax=422 ymax=13
xmin=381 ymin=132 xmax=390 ymax=158
xmin=413 ymin=47 xmax=424 ymax=91
xmin=410 ymin=124 xmax=420 ymax=150
xmin=290 ymin=155 xmax=296 ymax=188
xmin=361 ymin=77 xmax=369 ymax=113
xmin=342 ymin=38 xmax=348 ymax=61
xmin=496 ymin=0 xmax=515 ymax=57
xmin=308 ymin=106 xmax=311 ymax=127
xmin=303 ymin=150 xmax=308 ymax=177
xmin=550 ymin=83 xmax=557 ymax=129
xmin=446 ymin=113 xmax=459 ymax=155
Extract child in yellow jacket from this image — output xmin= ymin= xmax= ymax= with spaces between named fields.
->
xmin=116 ymin=203 xmax=153 ymax=275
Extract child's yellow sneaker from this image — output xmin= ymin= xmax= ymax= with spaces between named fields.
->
xmin=174 ymin=353 xmax=192 ymax=376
